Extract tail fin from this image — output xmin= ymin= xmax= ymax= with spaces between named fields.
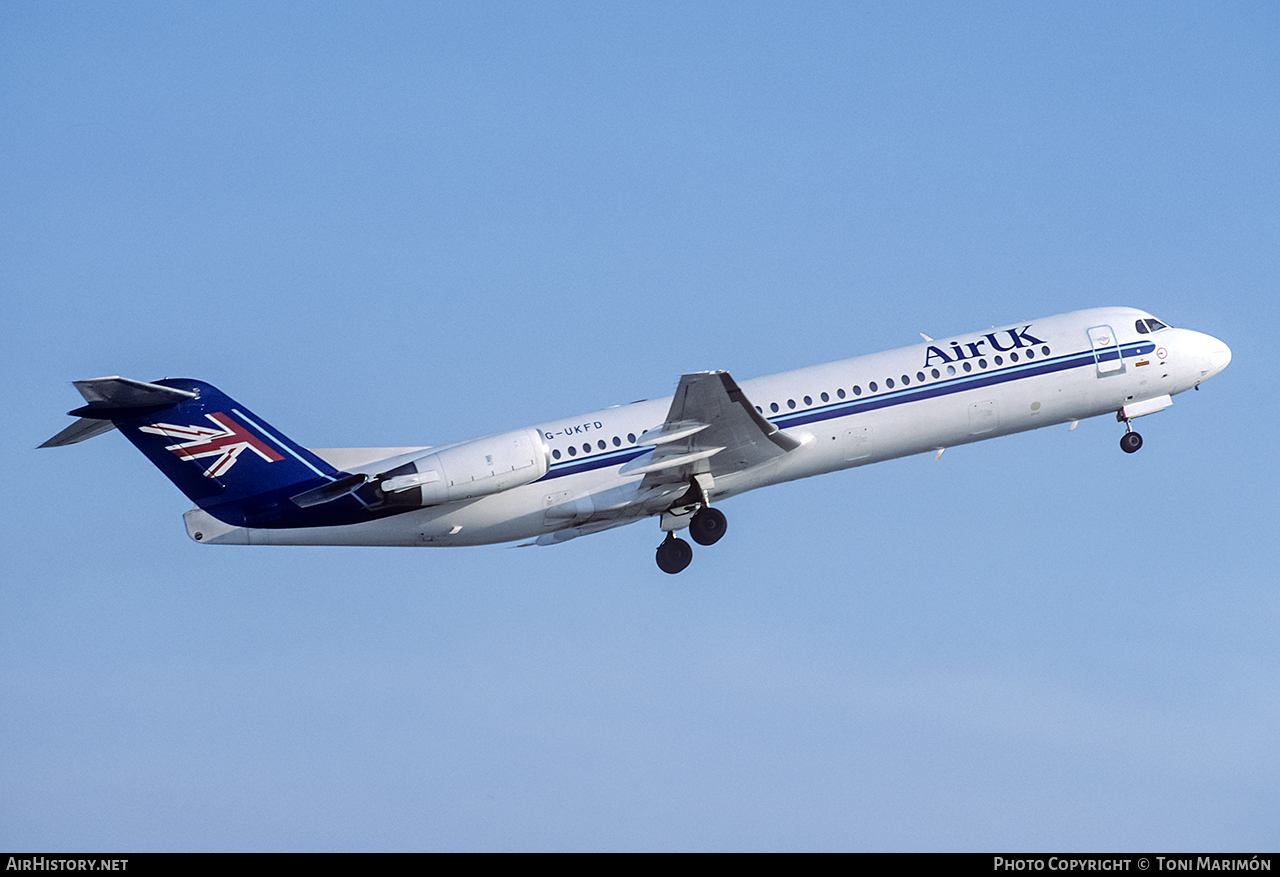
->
xmin=43 ymin=377 xmax=357 ymax=528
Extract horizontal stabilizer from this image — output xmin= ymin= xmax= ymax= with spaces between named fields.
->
xmin=73 ymin=376 xmax=197 ymax=410
xmin=41 ymin=377 xmax=198 ymax=448
xmin=39 ymin=417 xmax=119 ymax=448
xmin=45 ymin=376 xmax=352 ymax=530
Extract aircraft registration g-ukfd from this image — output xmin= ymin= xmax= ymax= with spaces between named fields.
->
xmin=44 ymin=307 xmax=1229 ymax=573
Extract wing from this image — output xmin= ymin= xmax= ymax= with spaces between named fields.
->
xmin=624 ymin=371 xmax=800 ymax=496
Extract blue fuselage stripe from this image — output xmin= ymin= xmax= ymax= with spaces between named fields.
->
xmin=537 ymin=342 xmax=1156 ymax=482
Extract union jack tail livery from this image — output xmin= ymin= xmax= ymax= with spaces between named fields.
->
xmin=40 ymin=377 xmax=361 ymax=529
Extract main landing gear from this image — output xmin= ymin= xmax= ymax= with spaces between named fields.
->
xmin=655 ymin=506 xmax=728 ymax=574
xmin=656 ymin=531 xmax=693 ymax=574
xmin=688 ymin=506 xmax=727 ymax=546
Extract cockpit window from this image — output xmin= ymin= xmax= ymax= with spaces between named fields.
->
xmin=1135 ymin=318 xmax=1170 ymax=334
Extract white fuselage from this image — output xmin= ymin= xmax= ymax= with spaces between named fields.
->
xmin=186 ymin=307 xmax=1230 ymax=547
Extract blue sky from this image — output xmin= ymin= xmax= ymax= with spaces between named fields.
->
xmin=2 ymin=2 xmax=1277 ymax=851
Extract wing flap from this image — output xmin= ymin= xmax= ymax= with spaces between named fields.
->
xmin=638 ymin=371 xmax=799 ymax=490
xmin=636 ymin=421 xmax=710 ymax=446
xmin=619 ymin=446 xmax=724 ymax=477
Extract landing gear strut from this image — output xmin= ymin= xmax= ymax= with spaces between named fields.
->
xmin=654 ymin=474 xmax=728 ymax=572
xmin=655 ymin=531 xmax=693 ymax=575
xmin=1120 ymin=422 xmax=1143 ymax=454
xmin=654 ymin=505 xmax=728 ymax=573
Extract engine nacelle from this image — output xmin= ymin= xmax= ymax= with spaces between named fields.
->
xmin=375 ymin=427 xmax=549 ymax=507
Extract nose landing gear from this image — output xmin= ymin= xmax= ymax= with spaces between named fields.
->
xmin=1120 ymin=429 xmax=1143 ymax=454
xmin=1116 ymin=396 xmax=1172 ymax=454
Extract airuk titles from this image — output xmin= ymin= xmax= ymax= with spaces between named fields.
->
xmin=923 ymin=325 xmax=1046 ymax=367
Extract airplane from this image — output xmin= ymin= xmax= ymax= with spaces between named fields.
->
xmin=42 ymin=307 xmax=1230 ymax=573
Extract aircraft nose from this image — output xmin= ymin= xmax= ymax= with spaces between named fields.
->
xmin=1205 ymin=336 xmax=1231 ymax=378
